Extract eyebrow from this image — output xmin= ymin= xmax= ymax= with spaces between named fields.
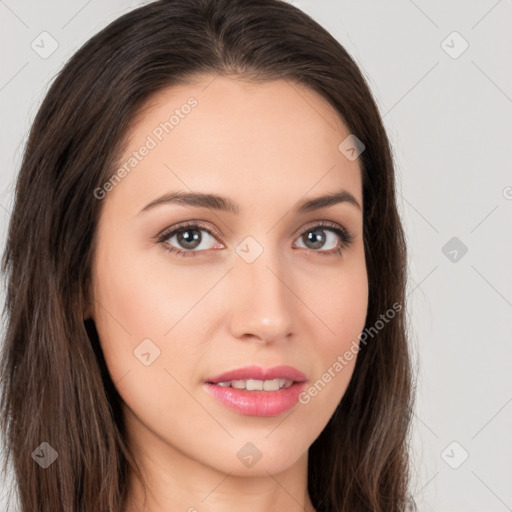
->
xmin=139 ymin=189 xmax=361 ymax=215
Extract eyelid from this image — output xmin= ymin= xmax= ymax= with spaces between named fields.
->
xmin=295 ymin=219 xmax=345 ymax=236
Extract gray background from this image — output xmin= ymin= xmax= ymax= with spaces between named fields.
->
xmin=1 ymin=1 xmax=511 ymax=510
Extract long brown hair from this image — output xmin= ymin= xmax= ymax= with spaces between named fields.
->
xmin=0 ymin=0 xmax=416 ymax=510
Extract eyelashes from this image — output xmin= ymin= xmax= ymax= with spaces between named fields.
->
xmin=156 ymin=220 xmax=355 ymax=258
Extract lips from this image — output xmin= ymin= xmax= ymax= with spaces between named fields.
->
xmin=205 ymin=365 xmax=308 ymax=385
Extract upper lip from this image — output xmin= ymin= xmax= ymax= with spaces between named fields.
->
xmin=205 ymin=365 xmax=307 ymax=384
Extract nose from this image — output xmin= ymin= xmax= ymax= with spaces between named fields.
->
xmin=228 ymin=248 xmax=295 ymax=345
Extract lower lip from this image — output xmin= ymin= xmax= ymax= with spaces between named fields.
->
xmin=204 ymin=382 xmax=307 ymax=417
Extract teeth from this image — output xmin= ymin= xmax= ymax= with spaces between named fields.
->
xmin=232 ymin=379 xmax=246 ymax=390
xmin=215 ymin=378 xmax=294 ymax=391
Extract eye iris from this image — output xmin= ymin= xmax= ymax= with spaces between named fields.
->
xmin=177 ymin=229 xmax=201 ymax=249
xmin=304 ymin=229 xmax=326 ymax=249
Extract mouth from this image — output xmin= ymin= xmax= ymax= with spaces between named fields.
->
xmin=205 ymin=364 xmax=307 ymax=388
xmin=203 ymin=365 xmax=308 ymax=417
xmin=207 ymin=377 xmax=296 ymax=391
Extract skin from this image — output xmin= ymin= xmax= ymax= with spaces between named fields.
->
xmin=86 ymin=74 xmax=368 ymax=512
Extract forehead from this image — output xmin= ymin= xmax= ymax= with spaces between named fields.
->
xmin=105 ymin=74 xmax=362 ymax=216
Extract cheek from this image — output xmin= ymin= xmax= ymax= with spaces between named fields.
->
xmin=299 ymin=253 xmax=368 ymax=405
xmin=90 ymin=245 xmax=207 ymax=436
xmin=91 ymin=239 xmax=214 ymax=384
xmin=308 ymin=250 xmax=368 ymax=350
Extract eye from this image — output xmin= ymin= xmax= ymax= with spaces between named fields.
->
xmin=293 ymin=221 xmax=354 ymax=256
xmin=156 ymin=220 xmax=354 ymax=257
xmin=156 ymin=221 xmax=222 ymax=257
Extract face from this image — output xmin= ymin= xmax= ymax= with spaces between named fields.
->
xmin=89 ymin=75 xmax=368 ymax=478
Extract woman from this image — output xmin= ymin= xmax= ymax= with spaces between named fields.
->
xmin=0 ymin=0 xmax=416 ymax=510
